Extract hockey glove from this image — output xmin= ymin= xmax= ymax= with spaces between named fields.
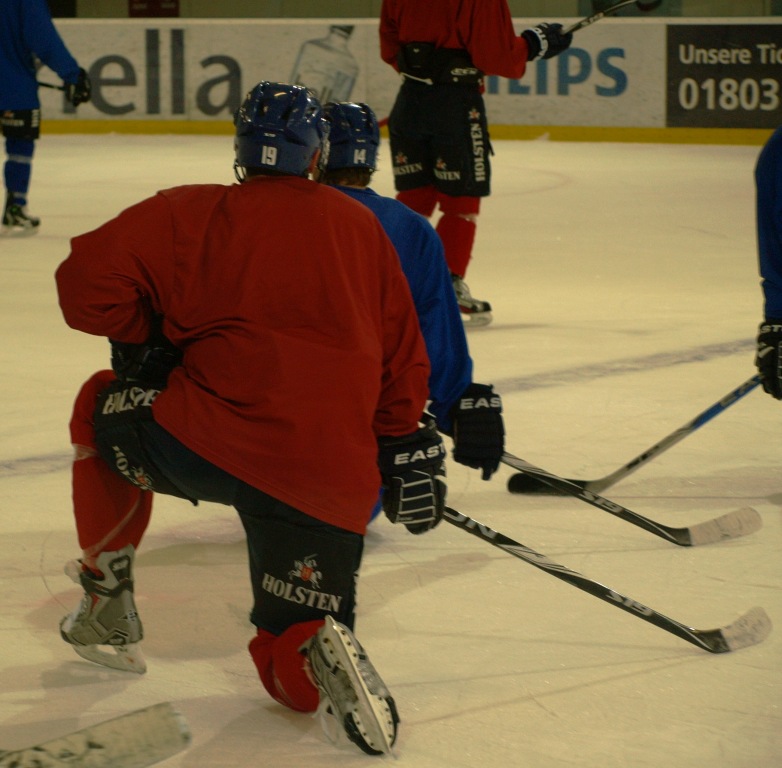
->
xmin=522 ymin=23 xmax=573 ymax=61
xmin=378 ymin=419 xmax=447 ymax=535
xmin=110 ymin=317 xmax=182 ymax=389
xmin=755 ymin=320 xmax=782 ymax=399
xmin=65 ymin=68 xmax=92 ymax=107
xmin=450 ymin=383 xmax=504 ymax=480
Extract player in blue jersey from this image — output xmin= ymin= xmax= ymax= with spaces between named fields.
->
xmin=754 ymin=125 xmax=782 ymax=398
xmin=0 ymin=0 xmax=90 ymax=235
xmin=318 ymin=101 xmax=505 ymax=495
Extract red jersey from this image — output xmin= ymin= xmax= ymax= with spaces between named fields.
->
xmin=380 ymin=0 xmax=530 ymax=80
xmin=56 ymin=176 xmax=430 ymax=534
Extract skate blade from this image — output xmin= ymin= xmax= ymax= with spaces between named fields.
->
xmin=73 ymin=642 xmax=147 ymax=674
xmin=461 ymin=311 xmax=493 ymax=328
xmin=0 ymin=226 xmax=39 ymax=237
xmin=320 ymin=617 xmax=397 ymax=756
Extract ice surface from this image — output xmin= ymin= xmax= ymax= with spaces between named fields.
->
xmin=1 ymin=133 xmax=779 ymax=767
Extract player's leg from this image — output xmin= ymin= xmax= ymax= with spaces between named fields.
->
xmin=60 ymin=371 xmax=153 ymax=672
xmin=389 ymin=81 xmax=438 ymax=217
xmin=430 ymin=87 xmax=493 ymax=324
xmin=61 ymin=375 xmax=213 ymax=671
xmin=240 ymin=493 xmax=398 ymax=755
xmin=1 ymin=110 xmax=40 ymax=235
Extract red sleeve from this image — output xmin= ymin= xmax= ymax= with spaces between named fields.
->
xmin=379 ymin=0 xmax=400 ymax=70
xmin=461 ymin=0 xmax=529 ymax=79
xmin=379 ymin=0 xmax=529 ymax=80
xmin=55 ymin=193 xmax=176 ymax=343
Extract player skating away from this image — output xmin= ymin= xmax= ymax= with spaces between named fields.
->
xmin=379 ymin=0 xmax=572 ymax=325
xmin=317 ymin=101 xmax=505 ymax=498
xmin=0 ymin=0 xmax=90 ymax=235
xmin=755 ymin=125 xmax=782 ymax=399
xmin=54 ymin=82 xmax=448 ymax=756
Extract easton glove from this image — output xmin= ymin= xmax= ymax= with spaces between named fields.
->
xmin=522 ymin=23 xmax=573 ymax=61
xmin=65 ymin=68 xmax=91 ymax=107
xmin=755 ymin=320 xmax=782 ymax=399
xmin=450 ymin=383 xmax=504 ymax=480
xmin=378 ymin=419 xmax=447 ymax=534
xmin=110 ymin=316 xmax=182 ymax=389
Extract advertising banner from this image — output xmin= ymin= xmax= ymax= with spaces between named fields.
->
xmin=666 ymin=25 xmax=782 ymax=128
xmin=38 ymin=19 xmax=780 ymax=135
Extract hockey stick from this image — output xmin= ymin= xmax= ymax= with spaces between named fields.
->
xmin=501 ymin=451 xmax=761 ymax=547
xmin=0 ymin=702 xmax=190 ymax=768
xmin=443 ymin=506 xmax=771 ymax=653
xmin=563 ymin=0 xmax=662 ymax=35
xmin=508 ymin=374 xmax=761 ymax=495
xmin=37 ymin=80 xmax=66 ymax=91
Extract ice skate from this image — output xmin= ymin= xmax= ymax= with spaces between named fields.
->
xmin=2 ymin=193 xmax=40 ymax=236
xmin=452 ymin=274 xmax=492 ymax=327
xmin=60 ymin=544 xmax=146 ymax=674
xmin=307 ymin=616 xmax=399 ymax=756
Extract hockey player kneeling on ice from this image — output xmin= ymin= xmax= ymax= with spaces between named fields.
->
xmin=55 ymin=81 xmax=445 ymax=757
xmin=317 ymin=101 xmax=505 ymax=524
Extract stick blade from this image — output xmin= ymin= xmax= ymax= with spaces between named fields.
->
xmin=687 ymin=507 xmax=762 ymax=546
xmin=0 ymin=702 xmax=191 ymax=768
xmin=719 ymin=607 xmax=773 ymax=652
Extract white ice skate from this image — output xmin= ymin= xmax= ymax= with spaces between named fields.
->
xmin=60 ymin=545 xmax=146 ymax=674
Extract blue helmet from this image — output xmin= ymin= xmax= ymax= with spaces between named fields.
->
xmin=234 ymin=82 xmax=328 ymax=177
xmin=322 ymin=102 xmax=379 ymax=172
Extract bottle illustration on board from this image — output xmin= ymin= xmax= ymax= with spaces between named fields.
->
xmin=290 ymin=25 xmax=359 ymax=104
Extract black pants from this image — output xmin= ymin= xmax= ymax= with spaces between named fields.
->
xmin=94 ymin=380 xmax=363 ymax=636
xmin=388 ymin=79 xmax=491 ymax=197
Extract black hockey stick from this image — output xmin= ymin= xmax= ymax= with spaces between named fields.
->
xmin=563 ymin=0 xmax=662 ymax=35
xmin=501 ymin=451 xmax=761 ymax=547
xmin=508 ymin=374 xmax=761 ymax=496
xmin=37 ymin=80 xmax=66 ymax=91
xmin=443 ymin=506 xmax=771 ymax=653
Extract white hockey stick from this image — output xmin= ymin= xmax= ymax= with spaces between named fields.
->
xmin=444 ymin=507 xmax=772 ymax=653
xmin=0 ymin=702 xmax=190 ymax=768
xmin=502 ymin=451 xmax=761 ymax=546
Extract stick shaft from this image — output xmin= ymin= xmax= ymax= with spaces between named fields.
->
xmin=563 ymin=0 xmax=645 ymax=35
xmin=588 ymin=375 xmax=760 ymax=492
xmin=443 ymin=507 xmax=767 ymax=653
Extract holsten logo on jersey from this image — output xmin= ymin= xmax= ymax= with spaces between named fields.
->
xmin=100 ymin=386 xmax=160 ymax=415
xmin=393 ymin=151 xmax=423 ymax=176
xmin=261 ymin=555 xmax=343 ymax=612
xmin=110 ymin=444 xmax=155 ymax=491
xmin=434 ymin=158 xmax=460 ymax=181
xmin=469 ymin=118 xmax=487 ymax=183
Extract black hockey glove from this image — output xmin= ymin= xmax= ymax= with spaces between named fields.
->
xmin=65 ymin=68 xmax=91 ymax=107
xmin=449 ymin=383 xmax=504 ymax=480
xmin=378 ymin=419 xmax=447 ymax=535
xmin=110 ymin=317 xmax=182 ymax=389
xmin=755 ymin=320 xmax=782 ymax=399
xmin=522 ymin=23 xmax=573 ymax=61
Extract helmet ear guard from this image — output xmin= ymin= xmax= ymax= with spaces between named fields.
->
xmin=234 ymin=82 xmax=329 ymax=178
xmin=322 ymin=102 xmax=380 ymax=172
